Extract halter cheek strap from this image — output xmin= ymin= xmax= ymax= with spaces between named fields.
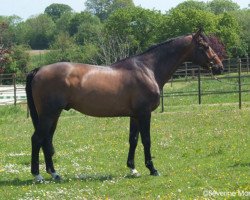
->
xmin=209 ymin=54 xmax=217 ymax=67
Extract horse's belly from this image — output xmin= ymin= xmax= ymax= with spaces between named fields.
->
xmin=70 ymin=94 xmax=132 ymax=117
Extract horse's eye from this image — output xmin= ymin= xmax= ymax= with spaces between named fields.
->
xmin=203 ymin=45 xmax=209 ymax=50
xmin=199 ymin=44 xmax=209 ymax=51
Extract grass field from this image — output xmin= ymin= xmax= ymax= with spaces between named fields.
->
xmin=0 ymin=102 xmax=249 ymax=199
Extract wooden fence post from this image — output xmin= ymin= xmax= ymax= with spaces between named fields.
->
xmin=185 ymin=62 xmax=188 ymax=81
xmin=228 ymin=58 xmax=231 ymax=74
xmin=161 ymin=89 xmax=164 ymax=112
xmin=13 ymin=73 xmax=17 ymax=106
xmin=247 ymin=54 xmax=249 ymax=74
xmin=192 ymin=69 xmax=195 ymax=79
xmin=238 ymin=58 xmax=242 ymax=109
xmin=198 ymin=66 xmax=201 ymax=105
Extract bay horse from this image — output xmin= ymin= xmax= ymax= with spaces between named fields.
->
xmin=26 ymin=30 xmax=223 ymax=182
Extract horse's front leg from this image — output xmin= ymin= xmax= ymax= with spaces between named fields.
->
xmin=127 ymin=117 xmax=140 ymax=176
xmin=138 ymin=113 xmax=159 ymax=176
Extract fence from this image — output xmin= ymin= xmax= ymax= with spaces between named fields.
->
xmin=160 ymin=57 xmax=250 ymax=112
xmin=0 ymin=73 xmax=26 ymax=106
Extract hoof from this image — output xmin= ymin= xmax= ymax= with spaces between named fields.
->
xmin=51 ymin=172 xmax=62 ymax=181
xmin=150 ymin=170 xmax=160 ymax=176
xmin=33 ymin=174 xmax=45 ymax=183
xmin=48 ymin=169 xmax=62 ymax=181
xmin=53 ymin=174 xmax=62 ymax=181
xmin=130 ymin=168 xmax=141 ymax=177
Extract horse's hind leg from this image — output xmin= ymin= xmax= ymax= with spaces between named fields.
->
xmin=42 ymin=114 xmax=61 ymax=180
xmin=31 ymin=132 xmax=44 ymax=182
xmin=127 ymin=117 xmax=140 ymax=176
xmin=31 ymin=114 xmax=60 ymax=182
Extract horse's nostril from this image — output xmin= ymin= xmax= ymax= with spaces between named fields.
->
xmin=212 ymin=66 xmax=223 ymax=75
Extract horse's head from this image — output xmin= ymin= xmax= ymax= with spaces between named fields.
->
xmin=191 ymin=29 xmax=224 ymax=75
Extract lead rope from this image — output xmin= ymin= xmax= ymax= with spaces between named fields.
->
xmin=209 ymin=69 xmax=250 ymax=86
xmin=209 ymin=71 xmax=238 ymax=86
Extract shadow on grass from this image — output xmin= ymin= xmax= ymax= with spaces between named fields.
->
xmin=72 ymin=174 xmax=113 ymax=182
xmin=124 ymin=174 xmax=141 ymax=179
xmin=0 ymin=178 xmax=34 ymax=187
xmin=0 ymin=172 xmax=148 ymax=186
xmin=0 ymin=174 xmax=114 ymax=187
xmin=229 ymin=162 xmax=250 ymax=168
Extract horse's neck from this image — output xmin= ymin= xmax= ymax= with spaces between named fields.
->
xmin=142 ymin=37 xmax=193 ymax=89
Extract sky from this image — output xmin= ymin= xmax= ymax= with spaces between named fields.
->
xmin=0 ymin=0 xmax=249 ymax=20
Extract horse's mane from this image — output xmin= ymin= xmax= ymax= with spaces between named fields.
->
xmin=141 ymin=38 xmax=177 ymax=53
xmin=112 ymin=31 xmax=213 ymax=66
xmin=139 ymin=34 xmax=194 ymax=56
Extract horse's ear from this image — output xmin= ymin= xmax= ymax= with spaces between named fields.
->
xmin=193 ymin=28 xmax=203 ymax=41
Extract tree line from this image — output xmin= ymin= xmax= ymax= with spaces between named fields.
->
xmin=0 ymin=0 xmax=249 ymax=75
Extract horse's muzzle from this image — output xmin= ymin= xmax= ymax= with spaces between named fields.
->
xmin=211 ymin=64 xmax=224 ymax=75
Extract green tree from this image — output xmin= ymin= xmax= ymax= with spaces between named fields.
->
xmin=105 ymin=7 xmax=165 ymax=53
xmin=85 ymin=0 xmax=134 ymax=21
xmin=216 ymin=12 xmax=247 ymax=56
xmin=232 ymin=9 xmax=250 ymax=55
xmin=14 ymin=21 xmax=29 ymax=45
xmin=208 ymin=0 xmax=240 ymax=14
xmin=0 ymin=24 xmax=11 ymax=74
xmin=55 ymin=12 xmax=74 ymax=34
xmin=165 ymin=8 xmax=218 ymax=38
xmin=68 ymin=12 xmax=102 ymax=45
xmin=23 ymin=14 xmax=56 ymax=49
xmin=74 ymin=43 xmax=100 ymax=64
xmin=174 ymin=0 xmax=209 ymax=12
xmin=0 ymin=20 xmax=12 ymax=47
xmin=46 ymin=32 xmax=99 ymax=64
xmin=44 ymin=3 xmax=73 ymax=21
xmin=0 ymin=16 xmax=25 ymax=74
xmin=166 ymin=5 xmax=246 ymax=56
xmin=0 ymin=15 xmax=21 ymax=47
xmin=45 ymin=32 xmax=75 ymax=63
xmin=3 ymin=45 xmax=30 ymax=74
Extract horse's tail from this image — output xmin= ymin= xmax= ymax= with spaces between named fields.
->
xmin=26 ymin=68 xmax=40 ymax=130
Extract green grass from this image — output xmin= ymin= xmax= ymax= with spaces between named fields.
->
xmin=0 ymin=104 xmax=249 ymax=199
